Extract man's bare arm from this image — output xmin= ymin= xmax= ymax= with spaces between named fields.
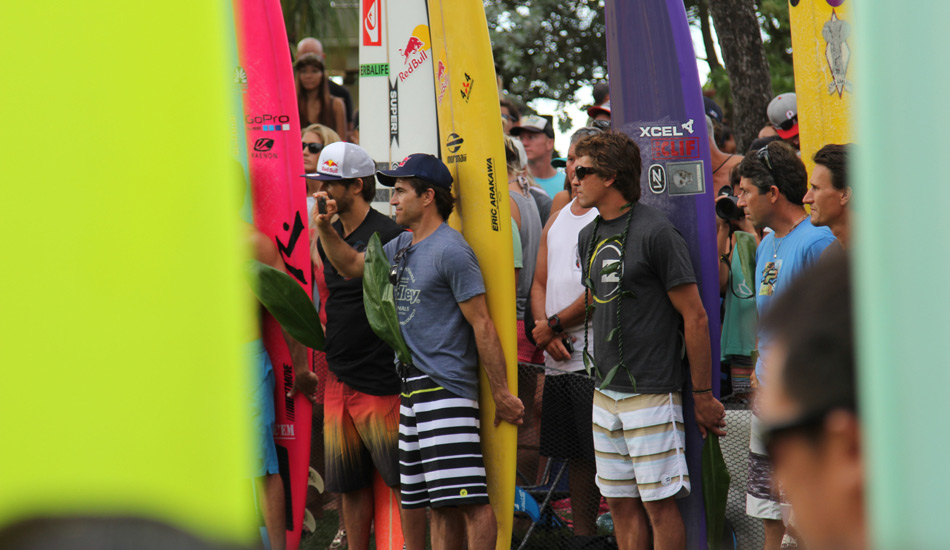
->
xmin=457 ymin=294 xmax=524 ymax=427
xmin=311 ymin=191 xmax=365 ymax=278
xmin=667 ymin=282 xmax=726 ymax=437
xmin=251 ymin=228 xmax=318 ymax=403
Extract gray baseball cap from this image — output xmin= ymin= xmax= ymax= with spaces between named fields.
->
xmin=303 ymin=142 xmax=376 ymax=181
xmin=767 ymin=93 xmax=799 ymax=139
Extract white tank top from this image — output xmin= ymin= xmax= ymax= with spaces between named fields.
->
xmin=544 ymin=198 xmax=599 ymax=373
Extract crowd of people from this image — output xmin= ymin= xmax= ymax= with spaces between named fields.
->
xmin=248 ymin=36 xmax=861 ymax=550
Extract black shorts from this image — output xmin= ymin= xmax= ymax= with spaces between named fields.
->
xmin=539 ymin=373 xmax=595 ymax=460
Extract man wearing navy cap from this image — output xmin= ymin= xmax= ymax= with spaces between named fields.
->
xmin=304 ymin=142 xmax=413 ymax=550
xmin=313 ymin=153 xmax=524 ymax=550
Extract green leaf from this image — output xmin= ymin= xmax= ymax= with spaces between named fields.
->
xmin=606 ymin=327 xmax=620 ymax=342
xmin=599 ymin=260 xmax=621 ymax=276
xmin=626 ymin=369 xmax=637 ymax=392
xmin=585 ymin=303 xmax=597 ymax=315
xmin=582 ymin=349 xmax=595 ymax=377
xmin=620 ymin=290 xmax=636 ymax=299
xmin=246 ymin=260 xmax=325 ymax=351
xmin=583 ymin=277 xmax=593 ymax=289
xmin=362 ymin=233 xmax=413 ymax=366
xmin=598 ymin=363 xmax=621 ymax=390
xmin=703 ymin=433 xmax=731 ymax=550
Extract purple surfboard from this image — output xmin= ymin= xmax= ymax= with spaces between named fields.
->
xmin=606 ymin=0 xmax=722 ymax=547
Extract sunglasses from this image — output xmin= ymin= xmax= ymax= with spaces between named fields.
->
xmin=775 ymin=115 xmax=797 ymax=132
xmin=388 ymin=246 xmax=410 ymax=286
xmin=303 ymin=142 xmax=324 ymax=154
xmin=755 ymin=146 xmax=777 ymax=181
xmin=574 ymin=165 xmax=600 ymax=181
xmin=761 ymin=407 xmax=835 ymax=457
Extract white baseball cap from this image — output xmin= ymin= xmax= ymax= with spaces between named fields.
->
xmin=303 ymin=142 xmax=376 ymax=181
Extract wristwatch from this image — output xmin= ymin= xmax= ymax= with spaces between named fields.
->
xmin=547 ymin=314 xmax=563 ymax=334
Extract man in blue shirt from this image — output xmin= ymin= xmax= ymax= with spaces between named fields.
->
xmin=511 ymin=115 xmax=564 ymax=198
xmin=736 ymin=141 xmax=836 ymax=549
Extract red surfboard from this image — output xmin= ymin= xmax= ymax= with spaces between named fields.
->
xmin=234 ymin=1 xmax=313 ymax=548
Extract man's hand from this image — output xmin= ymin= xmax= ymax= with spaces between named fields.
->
xmin=544 ymin=334 xmax=574 ymax=362
xmin=532 ymin=320 xmax=555 ymax=349
xmin=693 ymin=393 xmax=727 ymax=438
xmin=492 ymin=389 xmax=525 ymax=427
xmin=288 ymin=370 xmax=319 ymax=404
xmin=311 ymin=191 xmax=338 ymax=231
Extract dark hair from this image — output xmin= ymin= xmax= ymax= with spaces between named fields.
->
xmin=573 ymin=132 xmax=642 ymax=204
xmin=813 ymin=143 xmax=851 ymax=190
xmin=729 ymin=164 xmax=742 ymax=190
xmin=737 ymin=141 xmax=808 ymax=205
xmin=746 ymin=135 xmax=783 ymax=155
xmin=592 ymin=82 xmax=610 ymax=105
xmin=499 ymin=98 xmax=521 ymax=122
xmin=407 ymin=177 xmax=454 ymax=220
xmin=762 ymin=251 xmax=856 ymax=414
xmin=294 ymin=54 xmax=334 ymax=129
xmin=340 ymin=176 xmax=376 ymax=203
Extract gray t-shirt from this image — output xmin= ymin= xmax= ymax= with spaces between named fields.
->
xmin=578 ymin=203 xmax=697 ymax=393
xmin=384 ymin=223 xmax=486 ymax=400
xmin=511 ymin=190 xmax=542 ymax=320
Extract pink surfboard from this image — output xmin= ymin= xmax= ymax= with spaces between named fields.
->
xmin=234 ymin=1 xmax=313 ymax=548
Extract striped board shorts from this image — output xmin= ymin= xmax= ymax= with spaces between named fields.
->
xmin=591 ymin=389 xmax=690 ymax=502
xmin=746 ymin=412 xmax=784 ymax=520
xmin=398 ymin=367 xmax=490 ymax=509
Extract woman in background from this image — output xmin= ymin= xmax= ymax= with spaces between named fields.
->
xmin=294 ymin=54 xmax=346 ymax=138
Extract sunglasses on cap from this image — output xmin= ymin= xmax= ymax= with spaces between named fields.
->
xmin=574 ymin=165 xmax=602 ymax=181
xmin=775 ymin=115 xmax=798 ymax=132
xmin=302 ymin=142 xmax=324 ymax=154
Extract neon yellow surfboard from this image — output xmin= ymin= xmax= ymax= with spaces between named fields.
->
xmin=789 ymin=0 xmax=855 ymax=174
xmin=427 ymin=2 xmax=518 ymax=547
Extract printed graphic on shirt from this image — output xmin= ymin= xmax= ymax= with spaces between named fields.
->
xmin=589 ymin=236 xmax=623 ymax=304
xmin=759 ymin=259 xmax=782 ymax=296
xmin=394 ymin=266 xmax=422 ymax=325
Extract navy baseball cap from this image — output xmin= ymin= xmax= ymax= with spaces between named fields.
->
xmin=376 ymin=154 xmax=454 ymax=189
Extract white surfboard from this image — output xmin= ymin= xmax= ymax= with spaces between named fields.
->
xmin=359 ymin=0 xmax=439 ymax=216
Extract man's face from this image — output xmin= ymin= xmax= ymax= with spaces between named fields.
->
xmin=803 ymin=164 xmax=846 ymax=227
xmin=736 ymin=176 xmax=772 ymax=229
xmin=759 ymin=342 xmax=862 ymax=548
xmin=574 ymin=155 xmax=612 ymax=209
xmin=390 ymin=179 xmax=426 ymax=226
xmin=324 ymin=179 xmax=356 ymax=215
xmin=592 ymin=113 xmax=610 ymax=122
xmin=518 ymin=131 xmax=553 ymax=162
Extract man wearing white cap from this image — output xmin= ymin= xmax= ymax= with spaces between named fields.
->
xmin=767 ymin=93 xmax=800 ymax=149
xmin=512 ymin=115 xmax=564 ymax=199
xmin=304 ymin=142 xmax=412 ymax=550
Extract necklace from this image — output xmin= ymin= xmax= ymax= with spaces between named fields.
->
xmin=771 ymin=214 xmax=810 ymax=259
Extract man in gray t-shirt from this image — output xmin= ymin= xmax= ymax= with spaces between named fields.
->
xmin=312 ymin=153 xmax=523 ymax=550
xmin=573 ymin=132 xmax=726 ymax=550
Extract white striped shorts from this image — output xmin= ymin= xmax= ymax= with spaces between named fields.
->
xmin=591 ymin=389 xmax=690 ymax=502
xmin=398 ymin=369 xmax=489 ymax=509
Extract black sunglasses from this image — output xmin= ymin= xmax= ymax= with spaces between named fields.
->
xmin=574 ymin=165 xmax=600 ymax=181
xmin=388 ymin=246 xmax=410 ymax=286
xmin=761 ymin=407 xmax=836 ymax=456
xmin=775 ymin=115 xmax=797 ymax=132
xmin=755 ymin=146 xmax=777 ymax=181
xmin=302 ymin=142 xmax=324 ymax=154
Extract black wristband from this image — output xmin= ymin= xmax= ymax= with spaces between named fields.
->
xmin=547 ymin=314 xmax=563 ymax=334
xmin=692 ymin=388 xmax=712 ymax=394
xmin=720 ymin=254 xmax=730 ymax=265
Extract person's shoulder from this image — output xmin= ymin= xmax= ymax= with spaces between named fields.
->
xmin=799 ymin=221 xmax=835 ymax=244
xmin=633 ymin=203 xmax=676 ymax=232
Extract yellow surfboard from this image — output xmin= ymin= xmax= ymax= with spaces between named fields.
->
xmin=789 ymin=0 xmax=855 ymax=174
xmin=427 ymin=2 xmax=518 ymax=547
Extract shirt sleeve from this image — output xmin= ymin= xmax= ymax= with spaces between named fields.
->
xmin=511 ymin=218 xmax=523 ymax=270
xmin=650 ymin=224 xmax=697 ymax=290
xmin=804 ymin=233 xmax=837 ymax=267
xmin=439 ymin=240 xmax=486 ymax=303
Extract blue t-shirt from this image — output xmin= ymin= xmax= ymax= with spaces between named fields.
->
xmin=754 ymin=219 xmax=836 ymax=382
xmin=535 ymin=170 xmax=566 ymax=199
xmin=383 ymin=223 xmax=486 ymax=400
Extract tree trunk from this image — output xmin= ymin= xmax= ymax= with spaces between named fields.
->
xmin=698 ymin=0 xmax=722 ymax=74
xmin=708 ymin=0 xmax=773 ymax=152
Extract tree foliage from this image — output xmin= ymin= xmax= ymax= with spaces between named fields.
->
xmin=486 ymin=0 xmax=608 ymax=119
xmin=280 ymin=0 xmax=358 ymax=52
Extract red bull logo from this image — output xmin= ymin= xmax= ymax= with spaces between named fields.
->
xmin=397 ymin=25 xmax=431 ymax=82
xmin=321 ymin=159 xmax=340 ymax=175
